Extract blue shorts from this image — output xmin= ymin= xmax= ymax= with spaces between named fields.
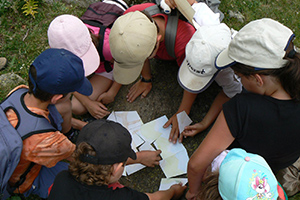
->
xmin=23 ymin=161 xmax=69 ymax=198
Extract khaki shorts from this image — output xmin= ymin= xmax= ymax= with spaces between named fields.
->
xmin=276 ymin=156 xmax=300 ymax=197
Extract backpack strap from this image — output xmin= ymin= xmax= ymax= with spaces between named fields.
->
xmin=6 ymin=162 xmax=35 ymax=195
xmin=1 ymin=88 xmax=56 ymax=138
xmin=164 ymin=9 xmax=179 ymax=58
xmin=144 ymin=4 xmax=161 ymax=16
xmin=97 ymin=25 xmax=113 ymax=73
xmin=144 ymin=5 xmax=179 ymax=58
xmin=81 ymin=20 xmax=113 ymax=73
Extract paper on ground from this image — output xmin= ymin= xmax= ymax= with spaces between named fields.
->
xmin=159 ymin=178 xmax=188 ymax=191
xmin=107 ymin=111 xmax=117 ymax=121
xmin=107 ymin=111 xmax=145 ymax=150
xmin=113 ymin=111 xmax=143 ymax=130
xmin=176 ymin=111 xmax=192 ymax=134
xmin=154 ymin=134 xmax=186 ymax=160
xmin=139 ymin=115 xmax=171 ymax=143
xmin=159 ymin=150 xmax=189 ymax=178
xmin=125 ymin=141 xmax=156 ymax=175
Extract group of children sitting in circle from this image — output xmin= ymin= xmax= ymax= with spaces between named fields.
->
xmin=3 ymin=0 xmax=300 ymax=199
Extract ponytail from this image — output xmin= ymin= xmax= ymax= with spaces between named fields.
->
xmin=277 ymin=49 xmax=300 ymax=102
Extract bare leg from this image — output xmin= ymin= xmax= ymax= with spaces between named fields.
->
xmin=72 ymin=74 xmax=113 ymax=115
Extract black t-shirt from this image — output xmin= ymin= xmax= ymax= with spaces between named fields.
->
xmin=223 ymin=93 xmax=300 ymax=172
xmin=48 ymin=170 xmax=149 ymax=200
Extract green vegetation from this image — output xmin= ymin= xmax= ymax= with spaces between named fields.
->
xmin=1 ymin=0 xmax=300 ymax=199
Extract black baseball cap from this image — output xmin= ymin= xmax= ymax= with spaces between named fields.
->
xmin=76 ymin=119 xmax=137 ymax=165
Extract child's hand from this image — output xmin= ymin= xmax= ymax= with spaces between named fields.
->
xmin=182 ymin=122 xmax=206 ymax=137
xmin=164 ymin=114 xmax=183 ymax=144
xmin=126 ymin=79 xmax=152 ymax=103
xmin=97 ymin=92 xmax=115 ymax=105
xmin=137 ymin=150 xmax=162 ymax=167
xmin=86 ymin=100 xmax=110 ymax=119
xmin=170 ymin=182 xmax=187 ymax=199
xmin=164 ymin=0 xmax=176 ymax=9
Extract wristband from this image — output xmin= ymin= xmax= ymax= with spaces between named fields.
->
xmin=140 ymin=75 xmax=152 ymax=83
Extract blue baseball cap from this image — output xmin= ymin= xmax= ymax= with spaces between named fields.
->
xmin=30 ymin=48 xmax=92 ymax=96
xmin=219 ymin=148 xmax=286 ymax=200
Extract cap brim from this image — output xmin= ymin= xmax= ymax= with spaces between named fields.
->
xmin=215 ymin=48 xmax=236 ymax=70
xmin=113 ymin=61 xmax=144 ymax=85
xmin=178 ymin=58 xmax=219 ymax=93
xmin=75 ymin=77 xmax=93 ymax=96
xmin=128 ymin=149 xmax=137 ymax=160
xmin=81 ymin=43 xmax=100 ymax=77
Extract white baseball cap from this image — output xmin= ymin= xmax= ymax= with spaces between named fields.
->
xmin=215 ymin=18 xmax=295 ymax=70
xmin=48 ymin=14 xmax=100 ymax=76
xmin=109 ymin=11 xmax=157 ymax=85
xmin=178 ymin=23 xmax=231 ymax=93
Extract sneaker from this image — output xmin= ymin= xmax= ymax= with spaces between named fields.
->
xmin=0 ymin=57 xmax=7 ymax=70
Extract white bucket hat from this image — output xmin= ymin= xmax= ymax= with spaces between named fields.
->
xmin=215 ymin=18 xmax=295 ymax=70
xmin=178 ymin=23 xmax=231 ymax=93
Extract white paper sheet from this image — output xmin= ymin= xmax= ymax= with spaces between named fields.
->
xmin=139 ymin=115 xmax=171 ymax=143
xmin=176 ymin=111 xmax=192 ymax=134
xmin=159 ymin=178 xmax=188 ymax=191
xmin=154 ymin=135 xmax=186 ymax=160
xmin=159 ymin=150 xmax=189 ymax=178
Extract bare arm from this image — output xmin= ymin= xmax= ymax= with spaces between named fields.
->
xmin=146 ymin=183 xmax=187 ymax=200
xmin=98 ymin=81 xmax=122 ymax=104
xmin=186 ymin=111 xmax=235 ymax=200
xmin=126 ymin=150 xmax=162 ymax=167
xmin=73 ymin=92 xmax=109 ymax=119
xmin=183 ymin=90 xmax=230 ymax=137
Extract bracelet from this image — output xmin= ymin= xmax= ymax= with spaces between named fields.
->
xmin=140 ymin=75 xmax=152 ymax=83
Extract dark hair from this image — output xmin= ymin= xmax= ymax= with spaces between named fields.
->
xmin=28 ymin=65 xmax=55 ymax=102
xmin=231 ymin=43 xmax=300 ymax=102
xmin=69 ymin=142 xmax=113 ymax=186
xmin=89 ymin=28 xmax=101 ymax=49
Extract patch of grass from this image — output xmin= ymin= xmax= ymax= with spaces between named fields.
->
xmin=220 ymin=0 xmax=300 ymax=48
xmin=0 ymin=0 xmax=85 ymax=101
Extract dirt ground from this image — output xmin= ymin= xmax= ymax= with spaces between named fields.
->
xmin=105 ymin=58 xmax=221 ymax=198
